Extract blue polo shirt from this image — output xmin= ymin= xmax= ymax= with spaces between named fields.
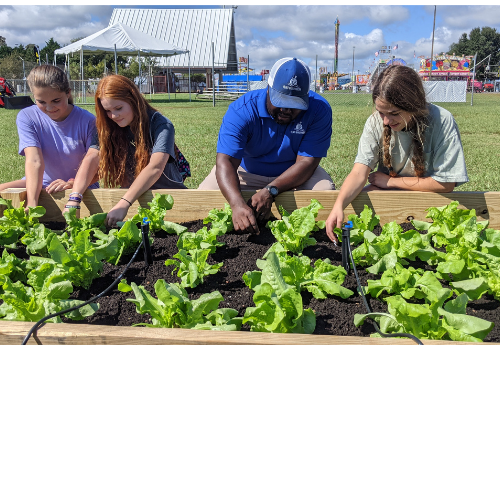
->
xmin=216 ymin=88 xmax=332 ymax=177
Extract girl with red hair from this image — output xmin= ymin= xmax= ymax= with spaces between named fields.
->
xmin=65 ymin=74 xmax=188 ymax=226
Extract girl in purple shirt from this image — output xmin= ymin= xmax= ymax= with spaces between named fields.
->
xmin=0 ymin=65 xmax=96 ymax=208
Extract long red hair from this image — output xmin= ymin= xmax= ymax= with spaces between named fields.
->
xmin=95 ymin=75 xmax=156 ymax=187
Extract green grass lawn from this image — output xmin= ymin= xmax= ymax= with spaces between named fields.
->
xmin=1 ymin=92 xmax=499 ymax=191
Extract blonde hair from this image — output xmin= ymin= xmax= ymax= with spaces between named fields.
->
xmin=27 ymin=65 xmax=73 ymax=104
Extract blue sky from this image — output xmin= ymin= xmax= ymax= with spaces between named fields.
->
xmin=1 ymin=4 xmax=499 ymax=76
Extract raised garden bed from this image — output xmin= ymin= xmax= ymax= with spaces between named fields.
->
xmin=0 ymin=188 xmax=499 ymax=345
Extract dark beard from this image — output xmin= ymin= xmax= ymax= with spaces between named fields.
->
xmin=267 ymin=104 xmax=293 ymax=125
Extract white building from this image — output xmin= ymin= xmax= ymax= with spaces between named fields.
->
xmin=109 ymin=7 xmax=238 ymax=87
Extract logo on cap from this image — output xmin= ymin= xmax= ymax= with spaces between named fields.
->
xmin=283 ymin=76 xmax=301 ymax=92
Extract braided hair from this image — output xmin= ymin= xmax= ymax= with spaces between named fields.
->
xmin=372 ymin=65 xmax=429 ymax=177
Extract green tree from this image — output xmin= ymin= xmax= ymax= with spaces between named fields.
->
xmin=40 ymin=37 xmax=64 ymax=65
xmin=449 ymin=27 xmax=500 ymax=79
xmin=0 ymin=36 xmax=6 ymax=46
xmin=0 ymin=53 xmax=24 ymax=78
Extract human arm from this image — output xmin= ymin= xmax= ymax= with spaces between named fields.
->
xmin=249 ymin=155 xmax=322 ymax=220
xmin=105 ymin=152 xmax=170 ymax=226
xmin=368 ymin=171 xmax=455 ymax=192
xmin=62 ymin=147 xmax=100 ymax=214
xmin=24 ymin=147 xmax=45 ymax=208
xmin=216 ymin=152 xmax=260 ymax=234
xmin=325 ymin=163 xmax=371 ymax=243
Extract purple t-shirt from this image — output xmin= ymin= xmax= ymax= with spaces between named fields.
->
xmin=17 ymin=104 xmax=97 ymax=188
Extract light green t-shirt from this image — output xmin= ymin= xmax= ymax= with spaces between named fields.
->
xmin=355 ymin=103 xmax=469 ymax=186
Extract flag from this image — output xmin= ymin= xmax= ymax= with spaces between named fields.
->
xmin=375 ymin=51 xmax=379 ymax=56
xmin=34 ymin=45 xmax=40 ymax=65
xmin=393 ymin=44 xmax=398 ymax=50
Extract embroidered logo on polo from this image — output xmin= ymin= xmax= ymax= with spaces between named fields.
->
xmin=291 ymin=122 xmax=305 ymax=134
xmin=283 ymin=75 xmax=301 ymax=91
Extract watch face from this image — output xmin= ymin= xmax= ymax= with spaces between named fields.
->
xmin=268 ymin=186 xmax=279 ymax=197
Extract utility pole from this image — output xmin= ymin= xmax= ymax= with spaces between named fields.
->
xmin=429 ymin=5 xmax=436 ymax=81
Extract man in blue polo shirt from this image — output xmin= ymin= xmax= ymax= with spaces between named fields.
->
xmin=198 ymin=57 xmax=334 ymax=234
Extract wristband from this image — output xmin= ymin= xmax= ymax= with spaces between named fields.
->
xmin=68 ymin=196 xmax=82 ymax=202
xmin=65 ymin=204 xmax=80 ymax=209
xmin=70 ymin=192 xmax=84 ymax=198
xmin=121 ymin=197 xmax=132 ymax=206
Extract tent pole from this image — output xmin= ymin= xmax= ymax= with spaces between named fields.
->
xmin=167 ymin=59 xmax=170 ymax=102
xmin=138 ymin=50 xmax=141 ymax=93
xmin=188 ymin=51 xmax=191 ymax=102
xmin=212 ymin=41 xmax=215 ymax=107
xmin=80 ymin=47 xmax=84 ymax=104
xmin=114 ymin=44 xmax=118 ymax=75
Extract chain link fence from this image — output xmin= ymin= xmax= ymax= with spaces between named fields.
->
xmin=4 ymin=73 xmax=481 ymax=108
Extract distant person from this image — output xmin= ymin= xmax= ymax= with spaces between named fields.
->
xmin=198 ymin=57 xmax=334 ymax=234
xmin=64 ymin=74 xmax=189 ymax=226
xmin=0 ymin=65 xmax=96 ymax=208
xmin=325 ymin=65 xmax=469 ymax=243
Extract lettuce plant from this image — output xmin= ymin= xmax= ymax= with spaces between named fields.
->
xmin=0 ymin=199 xmax=46 ymax=248
xmin=267 ymin=199 xmax=324 ymax=254
xmin=203 ymin=203 xmax=234 ymax=234
xmin=354 ymin=293 xmax=494 ymax=342
xmin=243 ymin=252 xmax=353 ymax=300
xmin=129 ymin=193 xmax=186 ymax=235
xmin=119 ymin=279 xmax=241 ymax=330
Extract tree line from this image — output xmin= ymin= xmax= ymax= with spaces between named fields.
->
xmin=448 ymin=27 xmax=500 ymax=80
xmin=0 ymin=36 xmax=162 ymax=80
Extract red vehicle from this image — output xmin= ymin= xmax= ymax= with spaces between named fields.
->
xmin=0 ymin=77 xmax=16 ymax=107
xmin=484 ymin=82 xmax=494 ymax=92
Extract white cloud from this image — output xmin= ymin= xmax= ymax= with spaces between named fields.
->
xmin=0 ymin=5 xmax=114 ymax=46
xmin=434 ymin=6 xmax=500 ymax=30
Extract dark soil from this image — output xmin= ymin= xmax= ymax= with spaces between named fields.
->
xmin=43 ymin=220 xmax=500 ymax=342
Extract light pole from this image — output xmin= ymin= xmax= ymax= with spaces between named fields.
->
xmin=352 ymin=46 xmax=355 ymax=92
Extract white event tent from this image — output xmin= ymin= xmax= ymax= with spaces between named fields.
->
xmin=54 ymin=23 xmax=189 ymax=97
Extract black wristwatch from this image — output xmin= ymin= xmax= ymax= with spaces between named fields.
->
xmin=266 ymin=185 xmax=279 ymax=199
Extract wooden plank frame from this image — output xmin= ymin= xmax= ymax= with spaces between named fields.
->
xmin=1 ymin=188 xmax=499 ymax=345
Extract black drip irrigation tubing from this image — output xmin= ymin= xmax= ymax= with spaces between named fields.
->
xmin=341 ymin=222 xmax=424 ymax=346
xmin=22 ymin=219 xmax=154 ymax=345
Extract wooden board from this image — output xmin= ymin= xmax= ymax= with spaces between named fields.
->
xmin=0 ymin=321 xmax=490 ymax=345
xmin=1 ymin=188 xmax=500 ymax=228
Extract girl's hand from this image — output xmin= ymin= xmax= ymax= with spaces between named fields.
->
xmin=106 ymin=200 xmax=130 ymax=227
xmin=367 ymin=171 xmax=391 ymax=189
xmin=62 ymin=196 xmax=81 ymax=216
xmin=46 ymin=178 xmax=74 ymax=194
xmin=325 ymin=204 xmax=344 ymax=244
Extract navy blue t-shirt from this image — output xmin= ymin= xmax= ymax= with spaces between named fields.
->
xmin=216 ymin=88 xmax=332 ymax=177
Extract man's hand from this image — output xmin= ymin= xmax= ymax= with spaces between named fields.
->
xmin=367 ymin=171 xmax=391 ymax=189
xmin=45 ymin=178 xmax=74 ymax=194
xmin=231 ymin=201 xmax=260 ymax=234
xmin=249 ymin=188 xmax=274 ymax=223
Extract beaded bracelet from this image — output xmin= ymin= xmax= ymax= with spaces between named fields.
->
xmin=65 ymin=204 xmax=81 ymax=209
xmin=121 ymin=197 xmax=132 ymax=206
xmin=68 ymin=196 xmax=82 ymax=202
xmin=70 ymin=192 xmax=84 ymax=198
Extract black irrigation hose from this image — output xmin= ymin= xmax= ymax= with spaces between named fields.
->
xmin=21 ymin=239 xmax=145 ymax=345
xmin=342 ymin=224 xmax=424 ymax=346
